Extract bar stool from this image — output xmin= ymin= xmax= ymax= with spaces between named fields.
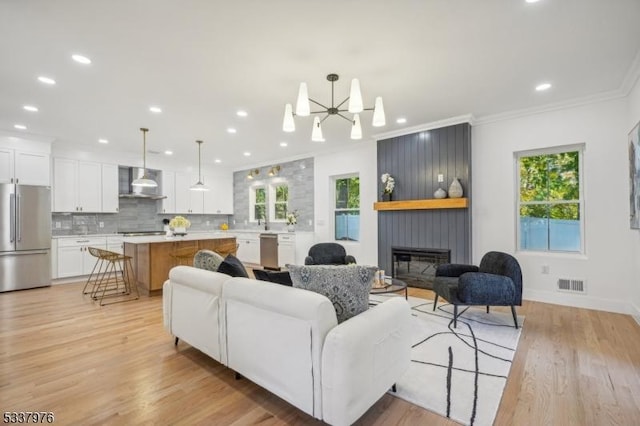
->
xmin=169 ymin=246 xmax=198 ymax=267
xmin=216 ymin=242 xmax=240 ymax=258
xmin=83 ymin=247 xmax=139 ymax=306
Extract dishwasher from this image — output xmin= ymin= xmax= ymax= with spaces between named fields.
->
xmin=259 ymin=233 xmax=279 ymax=270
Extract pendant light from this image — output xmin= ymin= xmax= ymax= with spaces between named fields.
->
xmin=190 ymin=140 xmax=209 ymax=191
xmin=131 ymin=127 xmax=158 ymax=187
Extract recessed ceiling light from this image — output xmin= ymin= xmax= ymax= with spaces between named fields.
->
xmin=227 ymin=128 xmax=237 ymax=134
xmin=396 ymin=118 xmax=407 ymax=124
xmin=14 ymin=124 xmax=27 ymax=130
xmin=37 ymin=76 xmax=56 ymax=85
xmin=243 ymin=152 xmax=251 ymax=156
xmin=535 ymin=82 xmax=552 ymax=91
xmin=149 ymin=106 xmax=162 ymax=113
xmin=236 ymin=110 xmax=248 ymax=117
xmin=279 ymin=142 xmax=288 ymax=147
xmin=214 ymin=159 xmax=221 ymax=163
xmin=23 ymin=105 xmax=38 ymax=112
xmin=98 ymin=139 xmax=109 ymax=144
xmin=71 ymin=54 xmax=91 ymax=64
xmin=525 ymin=0 xmax=540 ymax=3
xmin=164 ymin=150 xmax=173 ymax=155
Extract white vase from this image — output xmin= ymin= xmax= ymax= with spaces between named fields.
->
xmin=287 ymin=224 xmax=296 ymax=232
xmin=449 ymin=177 xmax=463 ymax=198
xmin=434 ymin=187 xmax=447 ymax=199
xmin=173 ymin=227 xmax=186 ymax=235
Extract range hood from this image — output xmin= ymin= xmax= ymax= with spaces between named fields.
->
xmin=118 ymin=166 xmax=166 ymax=199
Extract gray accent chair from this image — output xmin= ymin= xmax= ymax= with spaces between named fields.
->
xmin=304 ymin=243 xmax=356 ymax=265
xmin=432 ymin=251 xmax=522 ymax=328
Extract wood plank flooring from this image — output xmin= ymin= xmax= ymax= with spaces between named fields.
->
xmin=1 ymin=283 xmax=640 ymax=425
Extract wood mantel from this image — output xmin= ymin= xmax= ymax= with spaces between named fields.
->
xmin=373 ymin=198 xmax=468 ymax=211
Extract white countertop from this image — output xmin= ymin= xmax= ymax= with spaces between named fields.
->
xmin=52 ymin=229 xmax=313 ymax=241
xmin=122 ymin=232 xmax=235 ymax=244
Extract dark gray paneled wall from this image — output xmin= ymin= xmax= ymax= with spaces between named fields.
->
xmin=377 ymin=123 xmax=472 ymax=272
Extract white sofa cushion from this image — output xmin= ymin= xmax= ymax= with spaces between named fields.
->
xmin=222 ymin=277 xmax=337 ymax=418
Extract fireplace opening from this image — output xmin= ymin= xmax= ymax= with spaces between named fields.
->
xmin=390 ymin=247 xmax=451 ymax=290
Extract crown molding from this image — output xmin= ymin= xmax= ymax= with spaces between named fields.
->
xmin=620 ymin=49 xmax=640 ymax=96
xmin=473 ymin=89 xmax=626 ymax=126
xmin=371 ymin=114 xmax=475 ymax=141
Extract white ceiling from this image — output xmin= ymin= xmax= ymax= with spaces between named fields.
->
xmin=1 ymin=0 xmax=640 ymax=169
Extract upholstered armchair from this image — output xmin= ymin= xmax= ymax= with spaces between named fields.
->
xmin=432 ymin=251 xmax=522 ymax=328
xmin=304 ymin=243 xmax=356 ymax=265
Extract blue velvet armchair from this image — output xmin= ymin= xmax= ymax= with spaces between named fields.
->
xmin=304 ymin=243 xmax=356 ymax=265
xmin=432 ymin=251 xmax=522 ymax=328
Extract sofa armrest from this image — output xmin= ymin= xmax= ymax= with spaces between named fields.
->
xmin=458 ymin=272 xmax=516 ymax=305
xmin=436 ymin=263 xmax=479 ymax=277
xmin=321 ymin=297 xmax=412 ymax=426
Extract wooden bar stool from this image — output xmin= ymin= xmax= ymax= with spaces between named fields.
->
xmin=169 ymin=246 xmax=198 ymax=267
xmin=84 ymin=247 xmax=139 ymax=306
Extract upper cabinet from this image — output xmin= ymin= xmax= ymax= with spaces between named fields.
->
xmin=203 ymin=171 xmax=233 ymax=214
xmin=0 ymin=147 xmax=50 ymax=186
xmin=52 ymin=158 xmax=118 ymax=213
xmin=161 ymin=170 xmax=233 ymax=215
xmin=160 ymin=171 xmax=176 ymax=214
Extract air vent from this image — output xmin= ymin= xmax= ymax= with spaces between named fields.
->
xmin=557 ymin=278 xmax=586 ymax=293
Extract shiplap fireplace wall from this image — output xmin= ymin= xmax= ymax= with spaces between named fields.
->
xmin=376 ymin=122 xmax=472 ymax=274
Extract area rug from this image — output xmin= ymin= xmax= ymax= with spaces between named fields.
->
xmin=370 ymin=295 xmax=524 ymax=426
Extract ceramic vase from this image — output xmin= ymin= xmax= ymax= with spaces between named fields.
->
xmin=382 ymin=192 xmax=392 ymax=202
xmin=434 ymin=188 xmax=447 ymax=199
xmin=287 ymin=224 xmax=296 ymax=232
xmin=449 ymin=177 xmax=463 ymax=198
xmin=173 ymin=227 xmax=186 ymax=235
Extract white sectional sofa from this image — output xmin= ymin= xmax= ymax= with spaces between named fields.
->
xmin=163 ymin=265 xmax=412 ymax=426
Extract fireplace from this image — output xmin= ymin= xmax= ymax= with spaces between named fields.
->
xmin=390 ymin=247 xmax=451 ymax=290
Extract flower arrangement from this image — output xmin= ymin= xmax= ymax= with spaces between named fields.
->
xmin=381 ymin=173 xmax=395 ymax=194
xmin=220 ymin=222 xmax=229 ymax=231
xmin=286 ymin=210 xmax=299 ymax=225
xmin=169 ymin=215 xmax=191 ymax=229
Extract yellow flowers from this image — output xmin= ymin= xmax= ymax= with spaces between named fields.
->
xmin=169 ymin=216 xmax=191 ymax=229
xmin=220 ymin=223 xmax=229 ymax=230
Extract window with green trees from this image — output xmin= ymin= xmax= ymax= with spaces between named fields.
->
xmin=517 ymin=147 xmax=583 ymax=252
xmin=252 ymin=186 xmax=266 ymax=222
xmin=335 ymin=176 xmax=360 ymax=241
xmin=273 ymin=184 xmax=288 ymax=220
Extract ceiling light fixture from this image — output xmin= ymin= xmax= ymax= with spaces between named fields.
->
xmin=149 ymin=106 xmax=162 ymax=113
xmin=279 ymin=142 xmax=288 ymax=147
xmin=227 ymin=128 xmax=237 ymax=134
xmin=23 ymin=105 xmax=38 ymax=112
xmin=214 ymin=159 xmax=221 ymax=163
xmin=243 ymin=152 xmax=251 ymax=156
xmin=236 ymin=110 xmax=248 ymax=117
xmin=535 ymin=82 xmax=552 ymax=91
xmin=190 ymin=140 xmax=209 ymax=191
xmin=98 ymin=139 xmax=109 ymax=144
xmin=396 ymin=118 xmax=407 ymax=124
xmin=164 ymin=150 xmax=173 ymax=155
xmin=131 ymin=128 xmax=158 ymax=188
xmin=71 ymin=54 xmax=91 ymax=64
xmin=14 ymin=124 xmax=27 ymax=130
xmin=247 ymin=169 xmax=260 ymax=179
xmin=282 ymin=73 xmax=386 ymax=142
xmin=37 ymin=76 xmax=56 ymax=85
xmin=268 ymin=165 xmax=281 ymax=176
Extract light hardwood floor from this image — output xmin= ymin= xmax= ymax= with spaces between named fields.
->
xmin=1 ymin=283 xmax=639 ymax=425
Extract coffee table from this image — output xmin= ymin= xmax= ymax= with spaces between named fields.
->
xmin=370 ymin=278 xmax=408 ymax=299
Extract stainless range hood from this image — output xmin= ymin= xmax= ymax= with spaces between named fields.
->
xmin=118 ymin=166 xmax=166 ymax=199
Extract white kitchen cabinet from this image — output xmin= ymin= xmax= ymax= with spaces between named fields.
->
xmin=0 ymin=148 xmax=50 ymax=185
xmin=236 ymin=233 xmax=260 ymax=264
xmin=101 ymin=164 xmax=119 ymax=213
xmin=203 ymin=171 xmax=233 ymax=214
xmin=173 ymin=172 xmax=192 ymax=213
xmin=106 ymin=236 xmax=124 ymax=271
xmin=56 ymin=236 xmax=107 ymax=278
xmin=160 ymin=171 xmax=176 ymax=213
xmin=53 ymin=158 xmax=103 ymax=212
xmin=278 ymin=233 xmax=296 ymax=267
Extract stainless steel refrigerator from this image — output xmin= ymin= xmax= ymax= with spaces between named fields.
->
xmin=0 ymin=184 xmax=51 ymax=292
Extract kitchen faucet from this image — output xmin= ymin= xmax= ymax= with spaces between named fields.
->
xmin=258 ymin=215 xmax=269 ymax=231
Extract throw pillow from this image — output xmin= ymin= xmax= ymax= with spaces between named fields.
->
xmin=288 ymin=264 xmax=377 ymax=323
xmin=217 ymin=254 xmax=249 ymax=278
xmin=193 ymin=250 xmax=225 ymax=272
xmin=253 ymin=269 xmax=293 ymax=286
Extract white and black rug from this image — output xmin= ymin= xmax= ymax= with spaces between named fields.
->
xmin=370 ymin=295 xmax=524 ymax=426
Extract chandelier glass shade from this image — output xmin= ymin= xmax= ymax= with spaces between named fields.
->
xmin=190 ymin=140 xmax=209 ymax=191
xmin=282 ymin=73 xmax=385 ymax=141
xmin=131 ymin=127 xmax=158 ymax=188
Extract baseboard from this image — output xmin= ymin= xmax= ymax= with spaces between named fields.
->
xmin=631 ymin=301 xmax=640 ymax=326
xmin=523 ymin=288 xmax=634 ymax=315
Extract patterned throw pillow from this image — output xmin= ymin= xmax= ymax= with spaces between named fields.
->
xmin=193 ymin=250 xmax=225 ymax=272
xmin=288 ymin=264 xmax=377 ymax=323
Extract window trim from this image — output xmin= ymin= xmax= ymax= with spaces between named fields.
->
xmin=514 ymin=143 xmax=585 ymax=255
xmin=249 ymin=184 xmax=266 ymax=222
xmin=268 ymin=183 xmax=289 ymax=223
xmin=332 ymin=173 xmax=360 ymax=242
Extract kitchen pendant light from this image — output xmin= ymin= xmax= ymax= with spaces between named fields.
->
xmin=131 ymin=127 xmax=158 ymax=188
xmin=190 ymin=140 xmax=209 ymax=191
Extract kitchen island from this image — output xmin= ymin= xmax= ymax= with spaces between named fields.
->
xmin=123 ymin=233 xmax=236 ymax=295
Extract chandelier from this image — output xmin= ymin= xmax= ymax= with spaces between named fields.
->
xmin=282 ymin=73 xmax=386 ymax=142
